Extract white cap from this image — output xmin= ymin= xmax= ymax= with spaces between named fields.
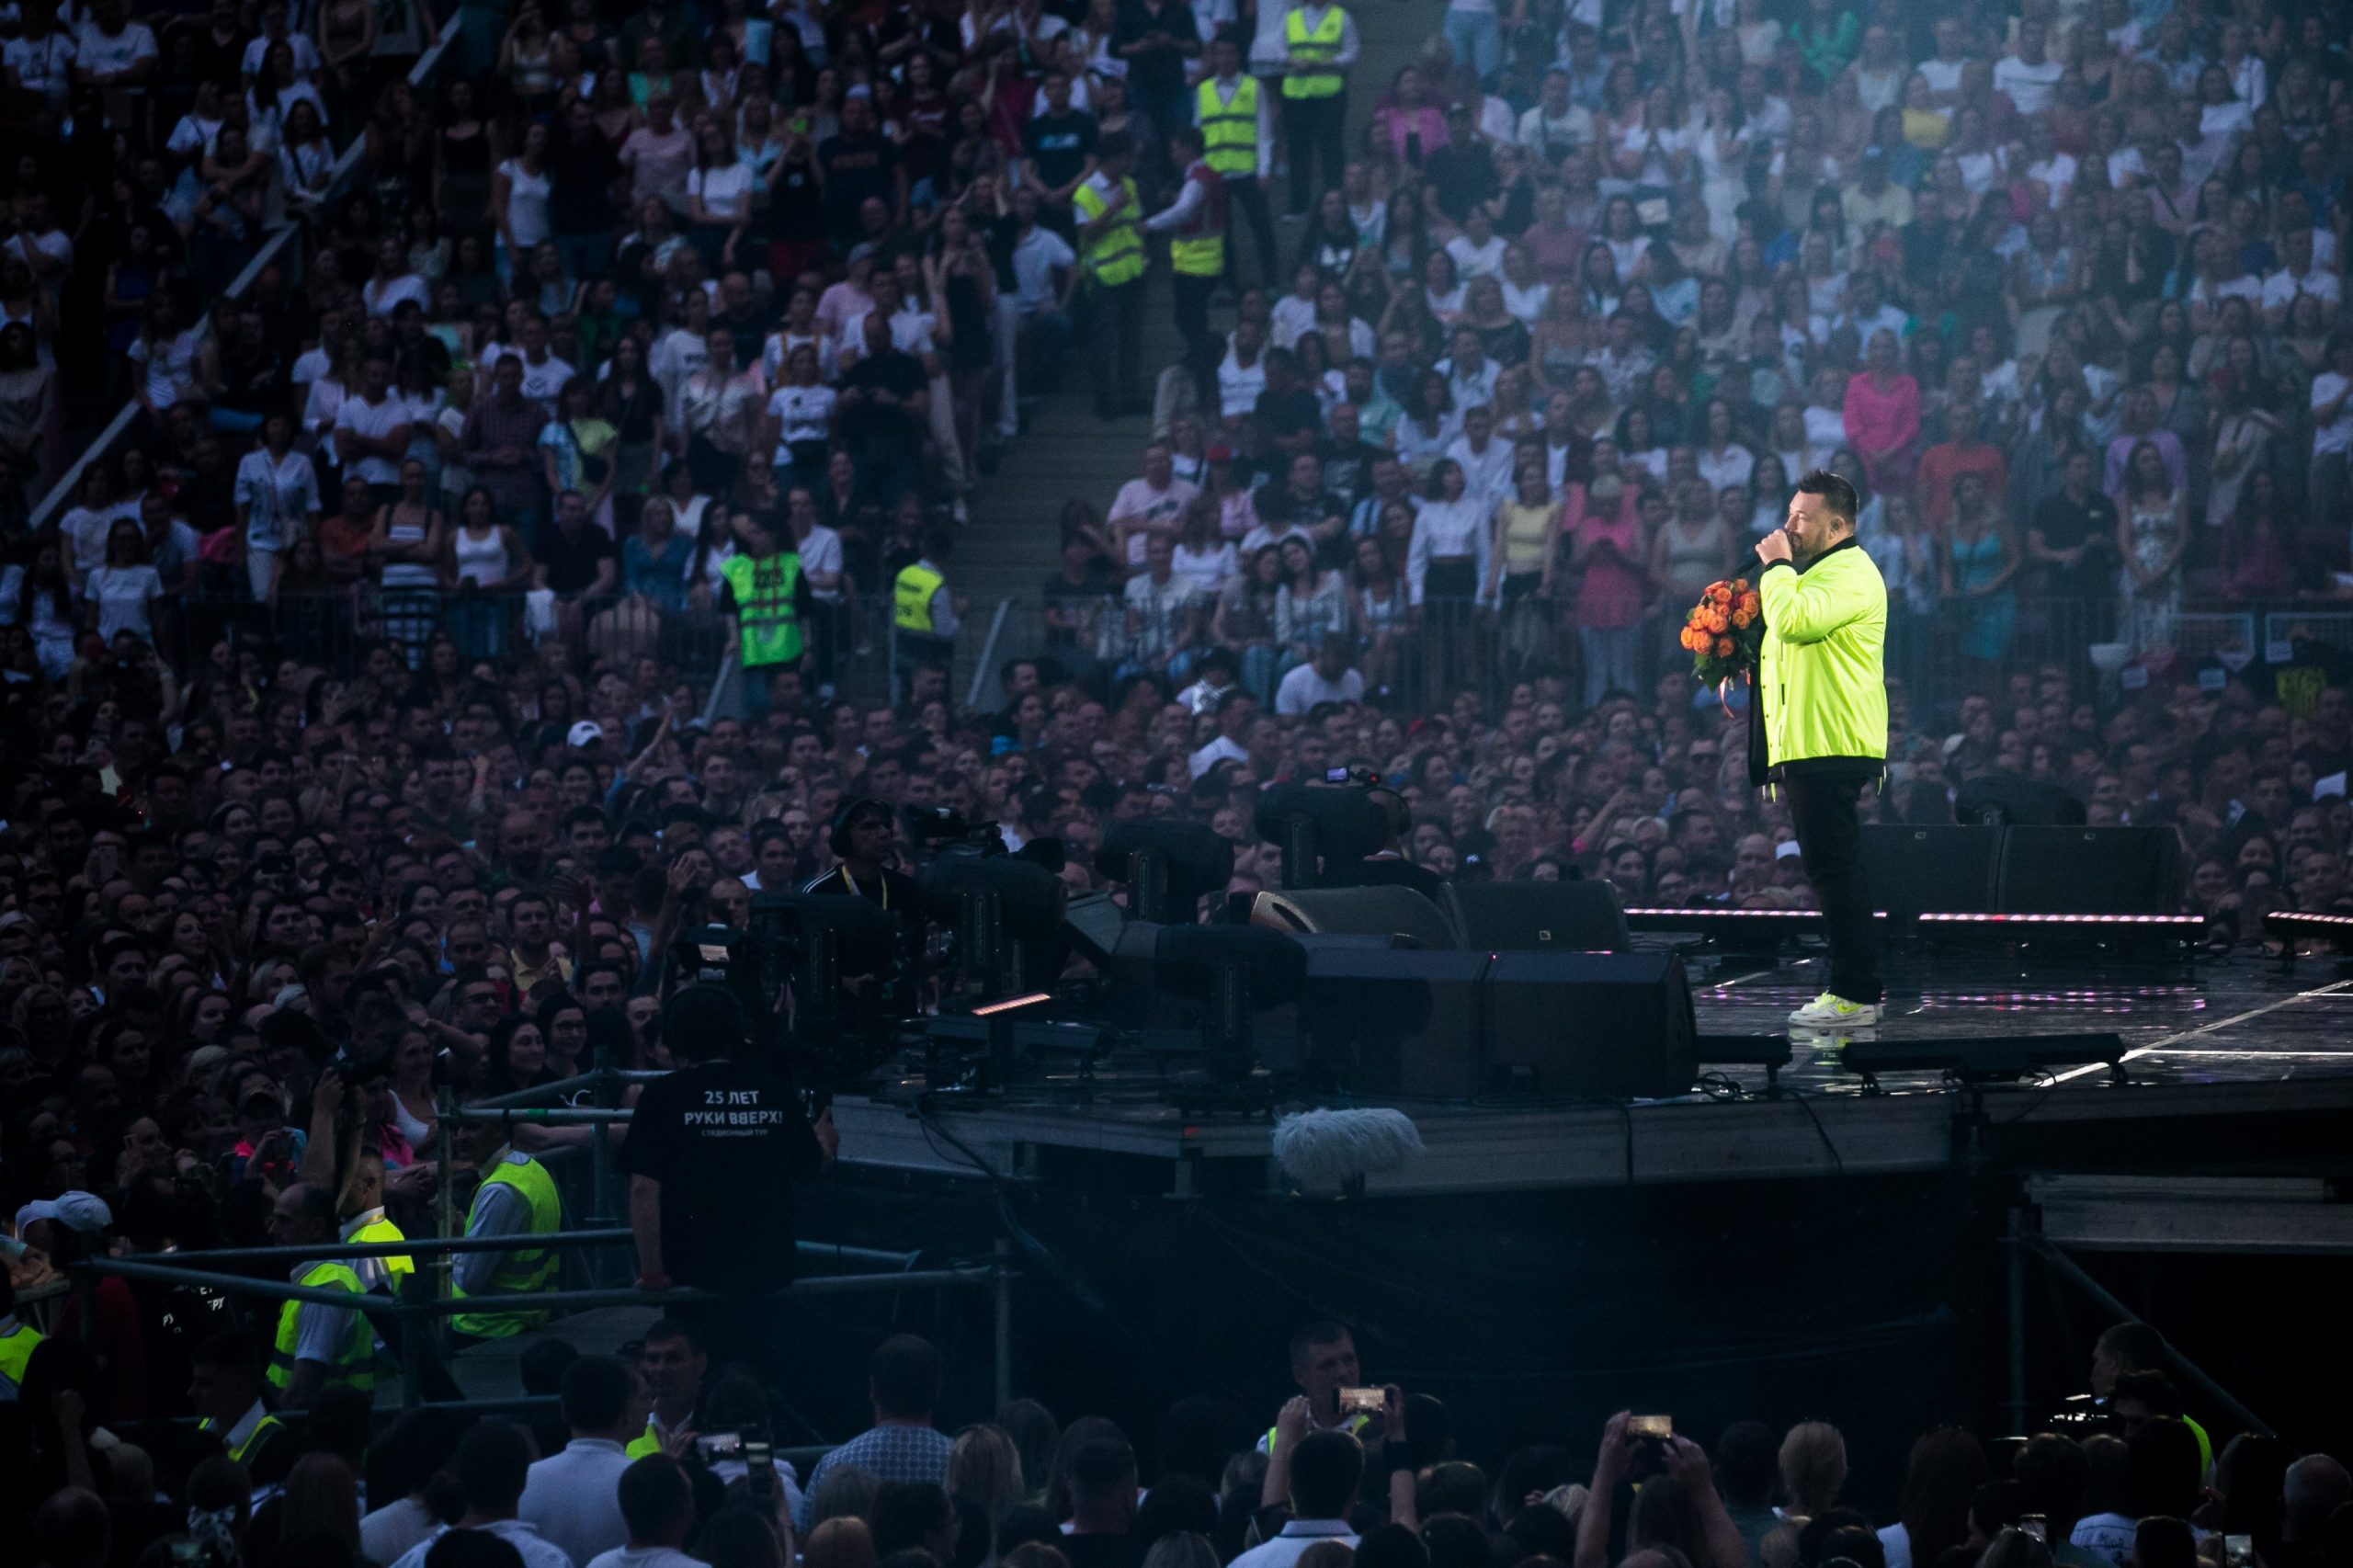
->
xmin=567 ymin=721 xmax=606 ymax=749
xmin=17 ymin=1190 xmax=114 ymax=1236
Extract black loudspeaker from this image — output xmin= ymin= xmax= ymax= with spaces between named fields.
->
xmin=1293 ymin=944 xmax=1490 ymax=1097
xmin=1249 ymin=886 xmax=1459 ymax=950
xmin=1443 ymin=881 xmax=1630 ymax=952
xmin=1955 ymin=776 xmax=2088 ymax=826
xmin=1862 ymin=825 xmax=2001 ymax=922
xmin=1995 ymin=825 xmax=2182 ymax=915
xmin=1483 ymin=952 xmax=1698 ymax=1099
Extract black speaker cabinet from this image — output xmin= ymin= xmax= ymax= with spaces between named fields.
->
xmin=1443 ymin=879 xmax=1631 ymax=952
xmin=1995 ymin=825 xmax=2181 ymax=915
xmin=1293 ymin=944 xmax=1490 ymax=1097
xmin=1861 ymin=824 xmax=2001 ymax=922
xmin=1249 ymin=885 xmax=1460 ymax=949
xmin=1483 ymin=951 xmax=1699 ymax=1099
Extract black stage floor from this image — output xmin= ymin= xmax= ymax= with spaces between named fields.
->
xmin=832 ymin=940 xmax=2353 ymax=1197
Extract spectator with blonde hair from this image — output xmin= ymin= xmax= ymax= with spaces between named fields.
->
xmin=807 ymin=1516 xmax=881 ymax=1568
xmin=1779 ymin=1422 xmax=1848 ymax=1522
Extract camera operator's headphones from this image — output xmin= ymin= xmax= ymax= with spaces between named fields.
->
xmin=829 ymin=796 xmax=893 ymax=858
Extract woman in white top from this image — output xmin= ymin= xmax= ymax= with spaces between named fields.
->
xmin=444 ymin=483 xmax=531 ymax=590
xmin=688 ymin=121 xmax=757 ymax=273
xmin=277 ymin=98 xmax=336 ymax=215
xmin=83 ymin=520 xmax=165 ymax=647
xmin=1170 ymin=496 xmax=1239 ymax=598
xmin=492 ymin=119 xmax=554 ymax=283
xmin=129 ymin=298 xmax=199 ymax=418
xmin=234 ymin=412 xmax=322 ymax=601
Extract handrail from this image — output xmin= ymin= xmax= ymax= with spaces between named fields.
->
xmin=28 ymin=13 xmax=464 ymax=531
xmin=965 ymin=598 xmax=1014 ymax=710
xmin=123 ymin=1230 xmax=926 ymax=1271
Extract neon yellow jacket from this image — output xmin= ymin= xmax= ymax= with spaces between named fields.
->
xmin=1756 ymin=538 xmax=1888 ymax=771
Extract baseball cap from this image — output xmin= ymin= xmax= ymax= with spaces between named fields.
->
xmin=17 ymin=1191 xmax=114 ymax=1236
xmin=567 ymin=721 xmax=606 ymax=749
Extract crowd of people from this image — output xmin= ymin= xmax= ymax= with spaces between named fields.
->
xmin=14 ymin=1306 xmax=2353 ymax=1568
xmin=1 ymin=0 xmax=2353 ymax=1555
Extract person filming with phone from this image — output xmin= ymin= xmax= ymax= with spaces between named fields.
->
xmin=1752 ymin=471 xmax=1890 ymax=1032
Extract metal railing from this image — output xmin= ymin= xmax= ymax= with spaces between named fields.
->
xmin=965 ymin=588 xmax=2336 ymax=722
xmin=77 ymin=1230 xmax=1015 ymax=1413
xmin=28 ymin=14 xmax=464 ymax=533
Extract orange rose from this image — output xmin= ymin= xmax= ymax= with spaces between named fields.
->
xmin=1679 ymin=629 xmax=1699 ymax=652
xmin=1704 ymin=611 xmax=1729 ymax=634
xmin=1731 ymin=608 xmax=1754 ymax=629
xmin=1716 ymin=637 xmax=1735 ymax=658
xmin=1732 ymin=577 xmax=1749 ymax=593
xmin=1739 ymin=593 xmax=1760 ymax=615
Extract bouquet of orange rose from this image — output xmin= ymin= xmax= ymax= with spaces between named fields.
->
xmin=1680 ymin=577 xmax=1763 ymax=687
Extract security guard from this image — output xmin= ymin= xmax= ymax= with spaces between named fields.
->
xmin=0 ymin=1274 xmax=43 ymax=1400
xmin=263 ymin=1183 xmax=374 ymax=1409
xmin=1279 ymin=0 xmax=1357 ymax=217
xmin=1073 ymin=130 xmax=1147 ymax=420
xmin=720 ymin=510 xmax=813 ymax=720
xmin=1198 ymin=32 xmax=1278 ymax=289
xmin=1145 ymin=126 xmax=1230 ymax=406
xmin=892 ymin=527 xmax=961 ymax=703
xmin=189 ymin=1328 xmax=299 ymax=1485
xmin=450 ymin=1117 xmax=564 ymax=1342
xmin=338 ymin=1152 xmax=416 ymax=1294
xmin=803 ymin=797 xmax=927 ymax=1024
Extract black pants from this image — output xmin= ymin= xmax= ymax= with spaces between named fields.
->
xmin=1783 ymin=767 xmax=1882 ymax=1005
xmin=1280 ymin=92 xmax=1347 ymax=214
xmin=1222 ymin=175 xmax=1280 ymax=290
xmin=1172 ymin=270 xmax=1220 ymax=405
xmin=1086 ymin=278 xmax=1146 ymax=416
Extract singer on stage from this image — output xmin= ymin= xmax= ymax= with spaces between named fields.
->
xmin=1753 ymin=471 xmax=1890 ymax=1028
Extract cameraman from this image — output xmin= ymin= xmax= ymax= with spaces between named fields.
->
xmin=620 ymin=984 xmax=838 ymax=1378
xmin=802 ymin=797 xmax=926 ymax=1016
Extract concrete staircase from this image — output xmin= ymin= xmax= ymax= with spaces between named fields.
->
xmin=955 ymin=0 xmax=1446 ymax=640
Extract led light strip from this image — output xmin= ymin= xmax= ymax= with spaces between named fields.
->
xmin=1913 ymin=913 xmax=2205 ymax=928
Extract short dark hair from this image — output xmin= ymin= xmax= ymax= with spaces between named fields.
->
xmin=870 ymin=1334 xmax=941 ymax=1418
xmin=618 ymin=1455 xmax=693 ymax=1545
xmin=1795 ymin=469 xmax=1859 ymax=528
xmin=2132 ymin=1518 xmax=2197 ymax=1568
xmin=1716 ymin=1421 xmax=1779 ymax=1508
xmin=560 ymin=1355 xmax=636 ymax=1435
xmin=1064 ymin=1436 xmax=1139 ymax=1509
xmin=2014 ymin=1435 xmax=2089 ymax=1531
xmin=2096 ymin=1322 xmax=2166 ymax=1372
xmin=426 ymin=1528 xmax=529 ymax=1568
xmin=1288 ymin=1429 xmax=1365 ymax=1518
xmin=2110 ymin=1369 xmax=2184 ymax=1416
xmin=2126 ymin=1420 xmax=2203 ymax=1519
xmin=452 ymin=1421 xmax=536 ymax=1516
xmin=870 ymin=1482 xmax=956 ymax=1557
xmin=1287 ymin=1321 xmax=1350 ymax=1370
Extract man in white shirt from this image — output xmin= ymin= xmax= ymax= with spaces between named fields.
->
xmin=1914 ymin=17 xmax=1970 ymax=108
xmin=1233 ymin=1426 xmax=1365 ymax=1568
xmin=1518 ymin=65 xmax=1594 ymax=160
xmin=73 ymin=0 xmax=156 ymax=89
xmin=334 ymin=355 xmax=415 ymax=501
xmin=1188 ymin=687 xmax=1258 ymax=778
xmin=521 ymin=1357 xmax=646 ymax=1568
xmin=242 ymin=0 xmax=324 ymax=84
xmin=1436 ymin=327 xmax=1500 ymax=413
xmin=1112 ymin=531 xmax=1202 ymax=679
xmin=388 ymin=1420 xmax=577 ymax=1568
xmin=586 ymin=1456 xmax=704 ymax=1568
xmin=1108 ymin=441 xmax=1199 ymax=571
xmin=1994 ymin=20 xmax=2063 ymax=117
xmin=493 ymin=314 xmax=577 ymax=410
xmin=1443 ymin=404 xmax=1515 ymax=511
xmin=2263 ymin=229 xmax=2342 ymax=328
xmin=3 ymin=0 xmax=76 ymax=107
xmin=1275 ymin=634 xmax=1365 ymax=716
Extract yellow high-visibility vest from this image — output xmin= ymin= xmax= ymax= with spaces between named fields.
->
xmin=1074 ymin=176 xmax=1146 ymax=287
xmin=0 ymin=1318 xmax=44 ymax=1400
xmin=1170 ymin=166 xmax=1226 ymax=278
xmin=1199 ymin=76 xmax=1260 ymax=176
xmin=267 ymin=1263 xmax=374 ymax=1395
xmin=894 ymin=562 xmax=945 ymax=634
xmin=451 ymin=1151 xmax=562 ymax=1339
xmin=1283 ymin=6 xmax=1347 ymax=99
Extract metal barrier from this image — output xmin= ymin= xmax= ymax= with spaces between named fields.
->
xmin=2267 ymin=611 xmax=2353 ymax=653
xmin=28 ymin=16 xmax=465 ymax=533
xmin=79 ymin=1225 xmax=1015 ymax=1413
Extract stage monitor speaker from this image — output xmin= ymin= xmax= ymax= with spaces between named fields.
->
xmin=1294 ymin=945 xmax=1491 ymax=1097
xmin=1862 ymin=825 xmax=2001 ymax=921
xmin=1443 ymin=880 xmax=1630 ymax=952
xmin=1249 ymin=886 xmax=1459 ymax=950
xmin=1995 ymin=825 xmax=2181 ymax=915
xmin=1955 ymin=776 xmax=2088 ymax=826
xmin=1483 ymin=952 xmax=1698 ymax=1099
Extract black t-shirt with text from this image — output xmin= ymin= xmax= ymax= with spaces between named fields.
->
xmin=618 ymin=1058 xmax=827 ymax=1294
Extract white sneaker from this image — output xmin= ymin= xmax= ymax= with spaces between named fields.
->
xmin=1788 ymin=992 xmax=1883 ymax=1028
